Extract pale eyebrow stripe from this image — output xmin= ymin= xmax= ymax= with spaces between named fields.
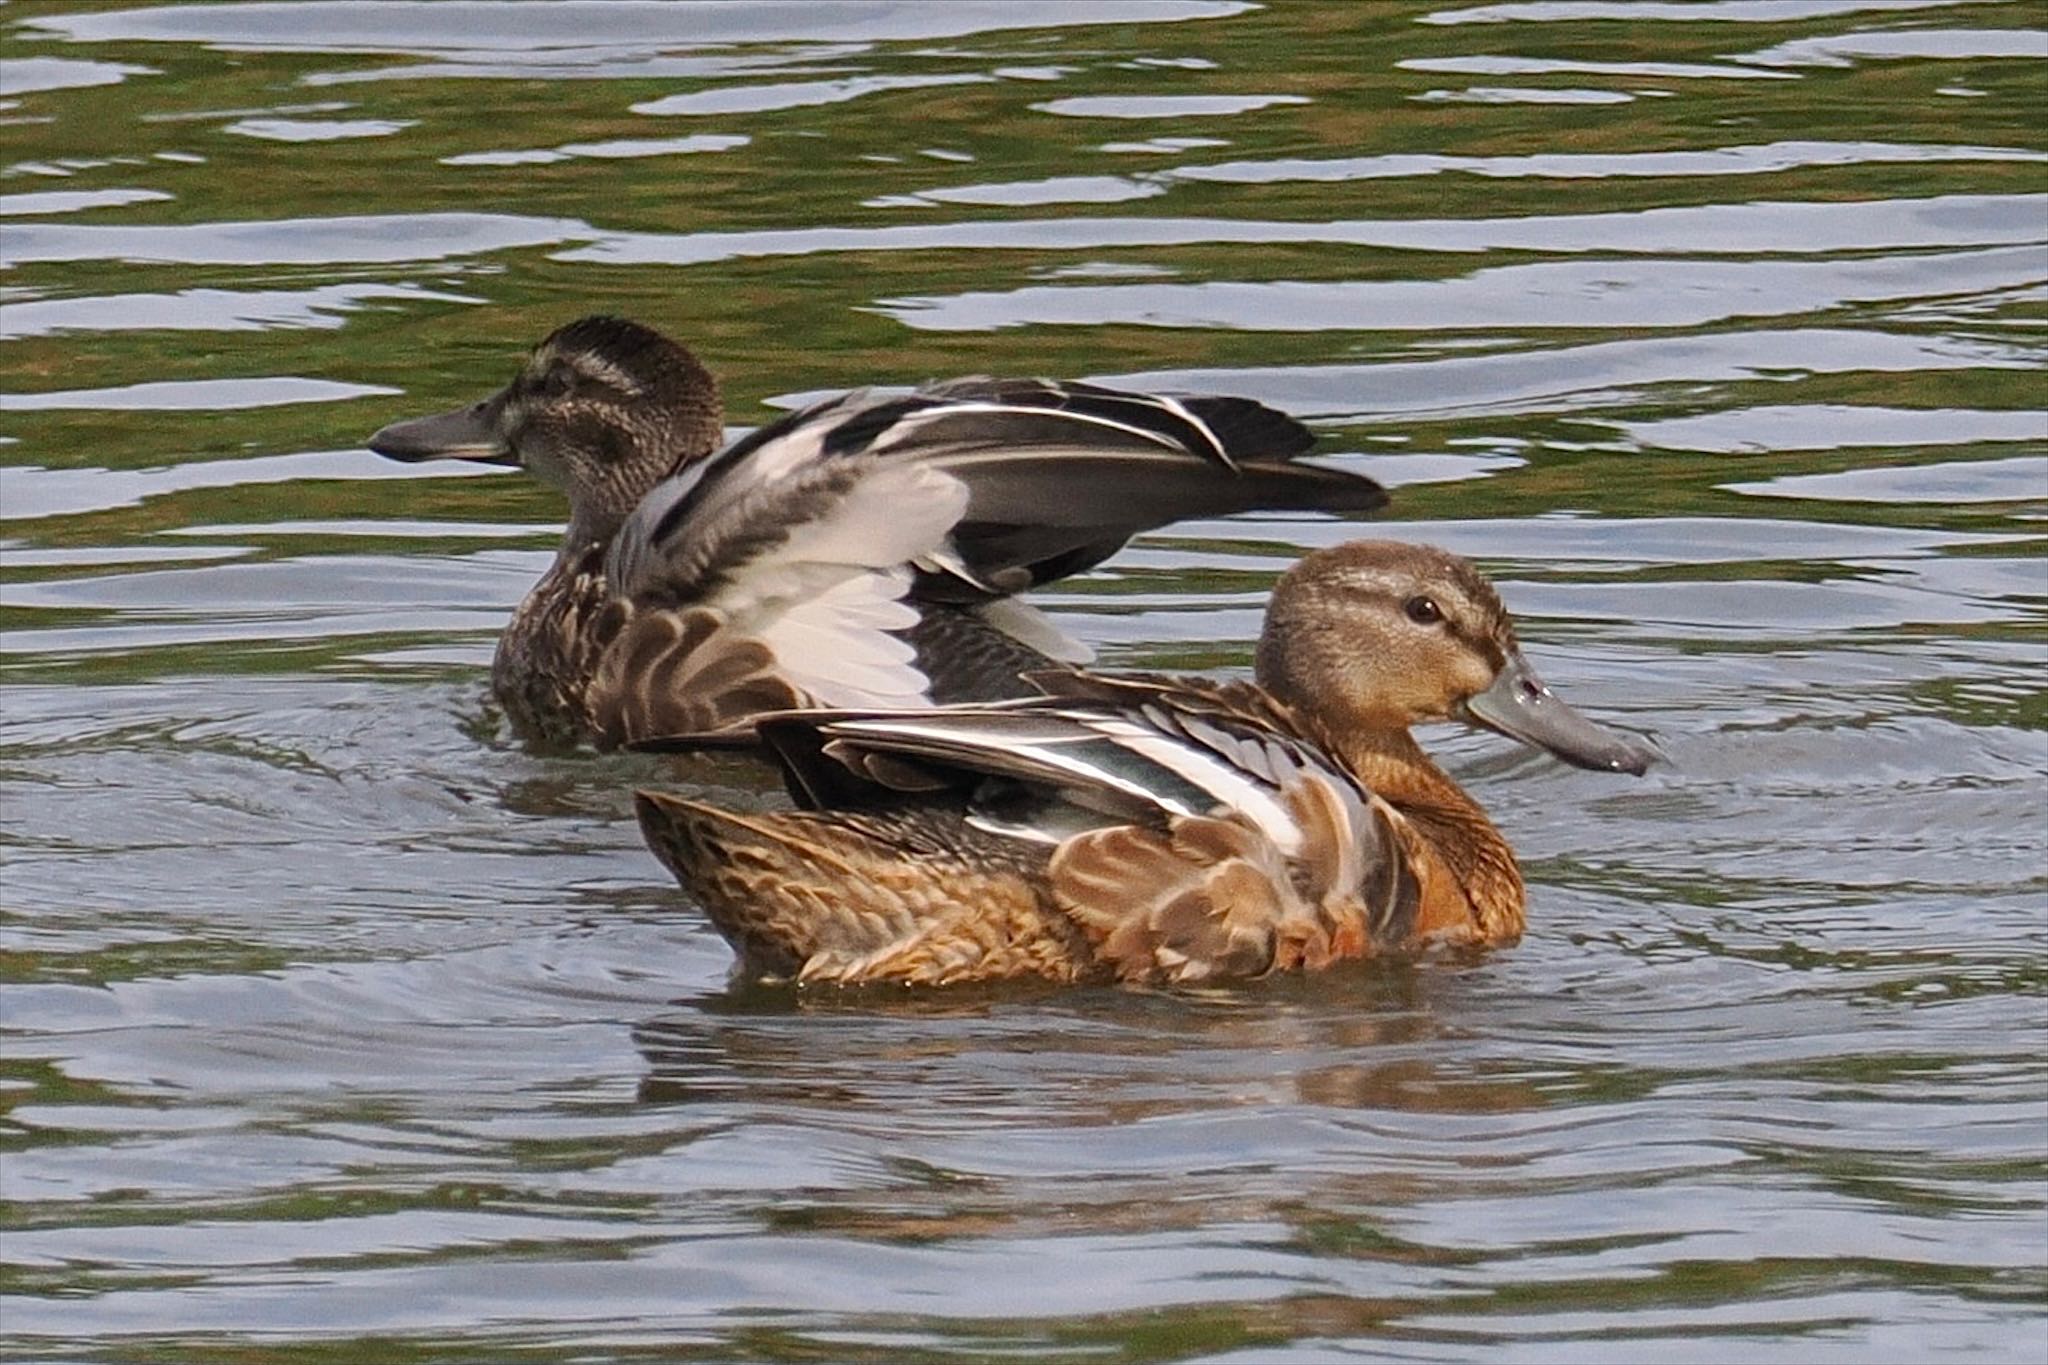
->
xmin=1328 ymin=578 xmax=1504 ymax=665
xmin=566 ymin=351 xmax=644 ymax=396
xmin=526 ymin=346 xmax=646 ymax=398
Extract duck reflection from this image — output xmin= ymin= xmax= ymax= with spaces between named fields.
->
xmin=631 ymin=962 xmax=1545 ymax=1121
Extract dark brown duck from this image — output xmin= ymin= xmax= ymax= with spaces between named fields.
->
xmin=368 ymin=316 xmax=1388 ymax=746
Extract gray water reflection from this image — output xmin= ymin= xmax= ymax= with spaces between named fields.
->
xmin=1166 ymin=141 xmax=2047 ymax=182
xmin=1728 ymin=454 xmax=2047 ymax=501
xmin=1418 ymin=2 xmax=1982 ymax=25
xmin=633 ymin=72 xmax=998 ymax=118
xmin=5 ymin=377 xmax=397 ymax=410
xmin=563 ymin=193 xmax=2048 ymax=264
xmin=0 ymin=211 xmax=594 ymax=264
xmin=872 ymin=245 xmax=2048 ymax=332
xmin=0 ymin=281 xmax=478 ymax=338
xmin=2 ymin=0 xmax=2044 ymax=1361
xmin=21 ymin=0 xmax=1259 ymax=53
xmin=1113 ymin=328 xmax=2036 ymax=420
xmin=1613 ymin=404 xmax=2046 ymax=452
xmin=0 ymin=55 xmax=158 ymax=94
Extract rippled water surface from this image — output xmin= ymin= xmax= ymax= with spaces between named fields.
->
xmin=3 ymin=2 xmax=2045 ymax=1360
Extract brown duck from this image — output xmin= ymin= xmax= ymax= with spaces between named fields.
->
xmin=635 ymin=539 xmax=1656 ymax=987
xmin=367 ymin=316 xmax=1386 ymax=746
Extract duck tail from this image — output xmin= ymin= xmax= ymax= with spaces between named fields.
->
xmin=634 ymin=791 xmax=827 ymax=977
xmin=633 ymin=790 xmax=1083 ymax=986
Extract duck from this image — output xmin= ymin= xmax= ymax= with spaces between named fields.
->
xmin=633 ymin=539 xmax=1656 ymax=987
xmin=367 ymin=316 xmax=1388 ymax=747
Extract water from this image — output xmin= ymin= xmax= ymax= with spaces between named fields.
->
xmin=2 ymin=1 xmax=2043 ymax=1360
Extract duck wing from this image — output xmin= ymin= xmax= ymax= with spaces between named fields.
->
xmin=738 ymin=677 xmax=1424 ymax=983
xmin=589 ymin=377 xmax=1382 ymax=742
xmin=752 ymin=681 xmax=1340 ymax=843
xmin=628 ymin=377 xmax=1384 ymax=600
xmin=842 ymin=377 xmax=1386 ymax=597
xmin=590 ymin=452 xmax=971 ymax=743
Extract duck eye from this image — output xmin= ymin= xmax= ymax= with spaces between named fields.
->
xmin=1404 ymin=595 xmax=1443 ymax=625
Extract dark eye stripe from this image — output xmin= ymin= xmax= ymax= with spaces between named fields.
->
xmin=1349 ymin=585 xmax=1503 ymax=668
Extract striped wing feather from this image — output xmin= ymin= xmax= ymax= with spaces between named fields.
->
xmin=1050 ymin=772 xmax=1414 ymax=984
xmin=631 ymin=377 xmax=1379 ymax=606
xmin=590 ymin=461 xmax=971 ymax=741
xmin=588 ymin=605 xmax=808 ymax=745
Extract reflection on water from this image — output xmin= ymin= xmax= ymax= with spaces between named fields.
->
xmin=1 ymin=0 xmax=2043 ymax=1360
xmin=870 ymin=244 xmax=2046 ymax=331
xmin=559 ymin=192 xmax=2048 ymax=265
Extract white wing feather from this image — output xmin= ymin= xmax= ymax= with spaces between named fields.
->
xmin=976 ymin=597 xmax=1094 ymax=665
xmin=1086 ymin=716 xmax=1303 ymax=856
xmin=753 ymin=571 xmax=930 ymax=706
xmin=714 ymin=463 xmax=970 ymax=708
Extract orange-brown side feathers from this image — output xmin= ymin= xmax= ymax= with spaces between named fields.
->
xmin=1283 ymin=775 xmax=1427 ymax=949
xmin=634 ymin=790 xmax=1093 ymax=986
xmin=1051 ymin=816 xmax=1294 ymax=984
xmin=1048 ymin=772 xmax=1439 ymax=983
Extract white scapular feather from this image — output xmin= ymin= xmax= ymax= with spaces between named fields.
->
xmin=1323 ymin=773 xmax=1371 ymax=898
xmin=1144 ymin=391 xmax=1231 ymax=464
xmin=715 ymin=462 xmax=970 ymax=619
xmin=754 ymin=570 xmax=932 ymax=706
xmin=718 ymin=463 xmax=971 ymax=708
xmin=605 ymin=461 xmax=712 ymax=595
xmin=734 ymin=403 xmax=842 ymax=484
xmin=831 ymin=712 xmax=1173 ymax=813
xmin=977 ymin=597 xmax=1094 ymax=664
xmin=868 ymin=398 xmax=1195 ymax=456
xmin=1086 ymin=716 xmax=1304 ymax=856
xmin=824 ymin=707 xmax=1302 ymax=850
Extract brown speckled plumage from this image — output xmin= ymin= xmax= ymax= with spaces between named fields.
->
xmin=635 ymin=795 xmax=1099 ymax=985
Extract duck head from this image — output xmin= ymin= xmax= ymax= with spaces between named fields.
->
xmin=1255 ymin=540 xmax=1654 ymax=774
xmin=368 ymin=316 xmax=724 ymax=538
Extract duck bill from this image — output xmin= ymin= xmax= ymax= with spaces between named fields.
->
xmin=367 ymin=392 xmax=516 ymax=465
xmin=1463 ymin=650 xmax=1656 ymax=775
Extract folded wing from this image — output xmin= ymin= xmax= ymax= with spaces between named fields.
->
xmin=742 ymin=674 xmax=1422 ymax=982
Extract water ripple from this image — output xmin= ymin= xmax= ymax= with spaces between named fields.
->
xmin=3 ymin=1 xmax=2042 ymax=1358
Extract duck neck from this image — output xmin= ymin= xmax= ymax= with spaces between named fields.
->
xmin=560 ymin=473 xmax=662 ymax=554
xmin=493 ymin=534 xmax=610 ymax=737
xmin=563 ymin=505 xmax=619 ymax=552
xmin=560 ymin=433 xmax=704 ymax=552
xmin=1331 ymin=727 xmax=1526 ymax=940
